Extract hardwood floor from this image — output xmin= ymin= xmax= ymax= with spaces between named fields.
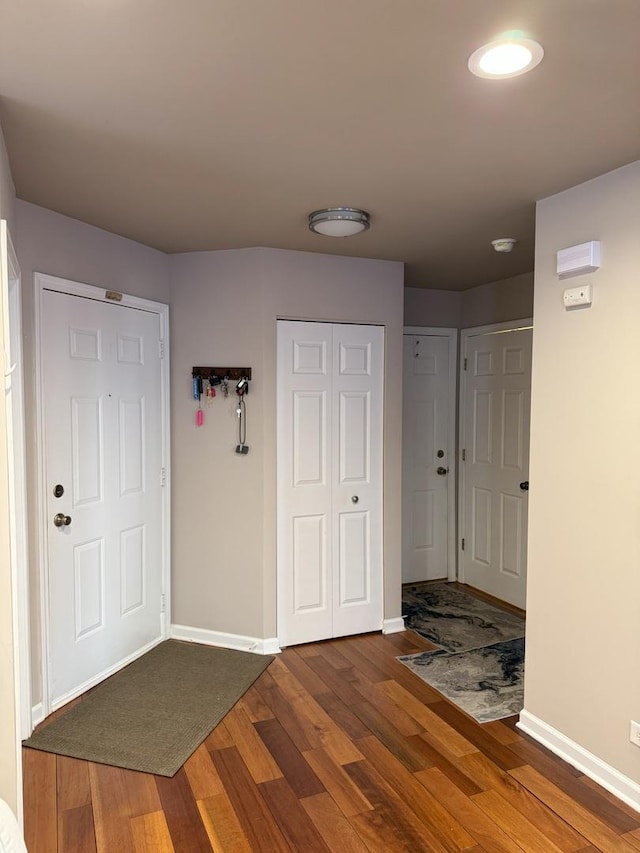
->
xmin=23 ymin=630 xmax=640 ymax=852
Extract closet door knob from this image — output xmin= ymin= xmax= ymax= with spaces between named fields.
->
xmin=351 ymin=495 xmax=359 ymax=503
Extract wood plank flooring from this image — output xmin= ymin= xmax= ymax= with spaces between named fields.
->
xmin=23 ymin=630 xmax=640 ymax=852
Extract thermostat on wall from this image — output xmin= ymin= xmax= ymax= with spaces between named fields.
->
xmin=557 ymin=241 xmax=601 ymax=279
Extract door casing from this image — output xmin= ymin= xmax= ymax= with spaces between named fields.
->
xmin=2 ymin=221 xmax=27 ymax=821
xmin=402 ymin=326 xmax=458 ymax=583
xmin=34 ymin=273 xmax=171 ymax=721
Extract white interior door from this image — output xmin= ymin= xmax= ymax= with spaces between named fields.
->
xmin=460 ymin=323 xmax=532 ymax=609
xmin=42 ymin=287 xmax=166 ymax=707
xmin=277 ymin=321 xmax=384 ymax=646
xmin=402 ymin=331 xmax=455 ymax=583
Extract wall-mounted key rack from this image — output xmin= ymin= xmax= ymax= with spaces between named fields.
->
xmin=192 ymin=367 xmax=252 ymax=381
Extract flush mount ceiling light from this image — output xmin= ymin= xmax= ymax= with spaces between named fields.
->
xmin=308 ymin=207 xmax=370 ymax=237
xmin=492 ymin=237 xmax=517 ymax=253
xmin=468 ymin=36 xmax=544 ymax=79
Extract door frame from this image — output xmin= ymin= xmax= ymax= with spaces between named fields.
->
xmin=2 ymin=222 xmax=28 ymax=820
xmin=403 ymin=326 xmax=458 ymax=582
xmin=34 ymin=273 xmax=171 ymax=720
xmin=458 ymin=318 xmax=533 ymax=586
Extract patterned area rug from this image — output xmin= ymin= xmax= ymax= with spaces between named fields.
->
xmin=402 ymin=582 xmax=525 ymax=652
xmin=399 ymin=583 xmax=525 ymax=723
xmin=399 ymin=637 xmax=525 ymax=723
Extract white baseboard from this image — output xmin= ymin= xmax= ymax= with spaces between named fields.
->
xmin=382 ymin=616 xmax=406 ymax=634
xmin=31 ymin=702 xmax=44 ymax=730
xmin=171 ymin=624 xmax=281 ymax=655
xmin=518 ymin=709 xmax=640 ymax=814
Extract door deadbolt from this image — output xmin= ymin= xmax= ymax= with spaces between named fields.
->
xmin=53 ymin=513 xmax=72 ymax=527
xmin=53 ymin=484 xmax=64 ymax=498
xmin=437 ymin=449 xmax=444 ymax=458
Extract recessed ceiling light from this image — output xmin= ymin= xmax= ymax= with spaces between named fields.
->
xmin=308 ymin=208 xmax=370 ymax=237
xmin=468 ymin=37 xmax=544 ymax=79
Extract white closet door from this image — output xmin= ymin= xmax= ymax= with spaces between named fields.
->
xmin=277 ymin=321 xmax=384 ymax=646
xmin=331 ymin=323 xmax=384 ymax=638
xmin=277 ymin=322 xmax=333 ymax=645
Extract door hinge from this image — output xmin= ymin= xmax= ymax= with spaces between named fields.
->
xmin=463 ymin=357 xmax=467 ymax=371
xmin=159 ymin=340 xmax=165 ymax=359
xmin=160 ymin=593 xmax=166 ymax=613
xmin=160 ymin=467 xmax=167 ymax=487
xmin=461 ymin=538 xmax=465 ymax=551
xmin=462 ymin=448 xmax=466 ymax=461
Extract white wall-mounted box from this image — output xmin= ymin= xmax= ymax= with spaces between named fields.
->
xmin=563 ymin=283 xmax=592 ymax=308
xmin=557 ymin=241 xmax=601 ymax=279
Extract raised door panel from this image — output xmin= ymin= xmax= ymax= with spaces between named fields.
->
xmin=119 ymin=397 xmax=145 ymax=496
xmin=71 ymin=397 xmax=104 ymax=507
xmin=292 ymin=514 xmax=328 ymax=614
xmin=293 ymin=392 xmax=327 ymax=487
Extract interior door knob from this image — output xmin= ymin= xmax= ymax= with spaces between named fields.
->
xmin=53 ymin=513 xmax=72 ymax=527
xmin=351 ymin=495 xmax=359 ymax=503
xmin=519 ymin=481 xmax=529 ymax=491
xmin=436 ymin=466 xmax=448 ymax=476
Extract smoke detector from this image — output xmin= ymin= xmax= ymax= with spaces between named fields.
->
xmin=491 ymin=238 xmax=517 ymax=253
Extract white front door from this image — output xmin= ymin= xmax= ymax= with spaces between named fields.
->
xmin=459 ymin=323 xmax=532 ymax=609
xmin=277 ymin=321 xmax=384 ymax=646
xmin=402 ymin=331 xmax=455 ymax=583
xmin=42 ymin=286 xmax=166 ymax=707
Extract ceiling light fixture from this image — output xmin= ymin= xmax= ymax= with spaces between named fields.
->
xmin=492 ymin=238 xmax=517 ymax=253
xmin=308 ymin=207 xmax=370 ymax=237
xmin=468 ymin=36 xmax=544 ymax=79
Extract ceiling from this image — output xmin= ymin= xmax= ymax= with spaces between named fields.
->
xmin=1 ymin=1 xmax=639 ymax=290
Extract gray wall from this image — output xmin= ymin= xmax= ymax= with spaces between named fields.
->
xmin=525 ymin=161 xmax=640 ymax=783
xmin=169 ymin=248 xmax=405 ymax=640
xmin=0 ymin=122 xmax=19 ymax=814
xmin=14 ymin=200 xmax=170 ymax=706
xmin=404 ymin=272 xmax=534 ymax=330
xmin=460 ymin=271 xmax=534 ymax=327
xmin=404 ymin=286 xmax=461 ymax=328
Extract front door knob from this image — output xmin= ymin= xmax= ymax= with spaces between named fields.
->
xmin=53 ymin=513 xmax=72 ymax=527
xmin=436 ymin=466 xmax=448 ymax=476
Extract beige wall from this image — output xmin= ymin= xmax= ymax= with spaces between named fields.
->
xmin=0 ymin=124 xmax=19 ymax=814
xmin=525 ymin=161 xmax=640 ymax=782
xmin=14 ymin=200 xmax=170 ymax=705
xmin=460 ymin=271 xmax=534 ymax=328
xmin=169 ymin=247 xmax=404 ymax=639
